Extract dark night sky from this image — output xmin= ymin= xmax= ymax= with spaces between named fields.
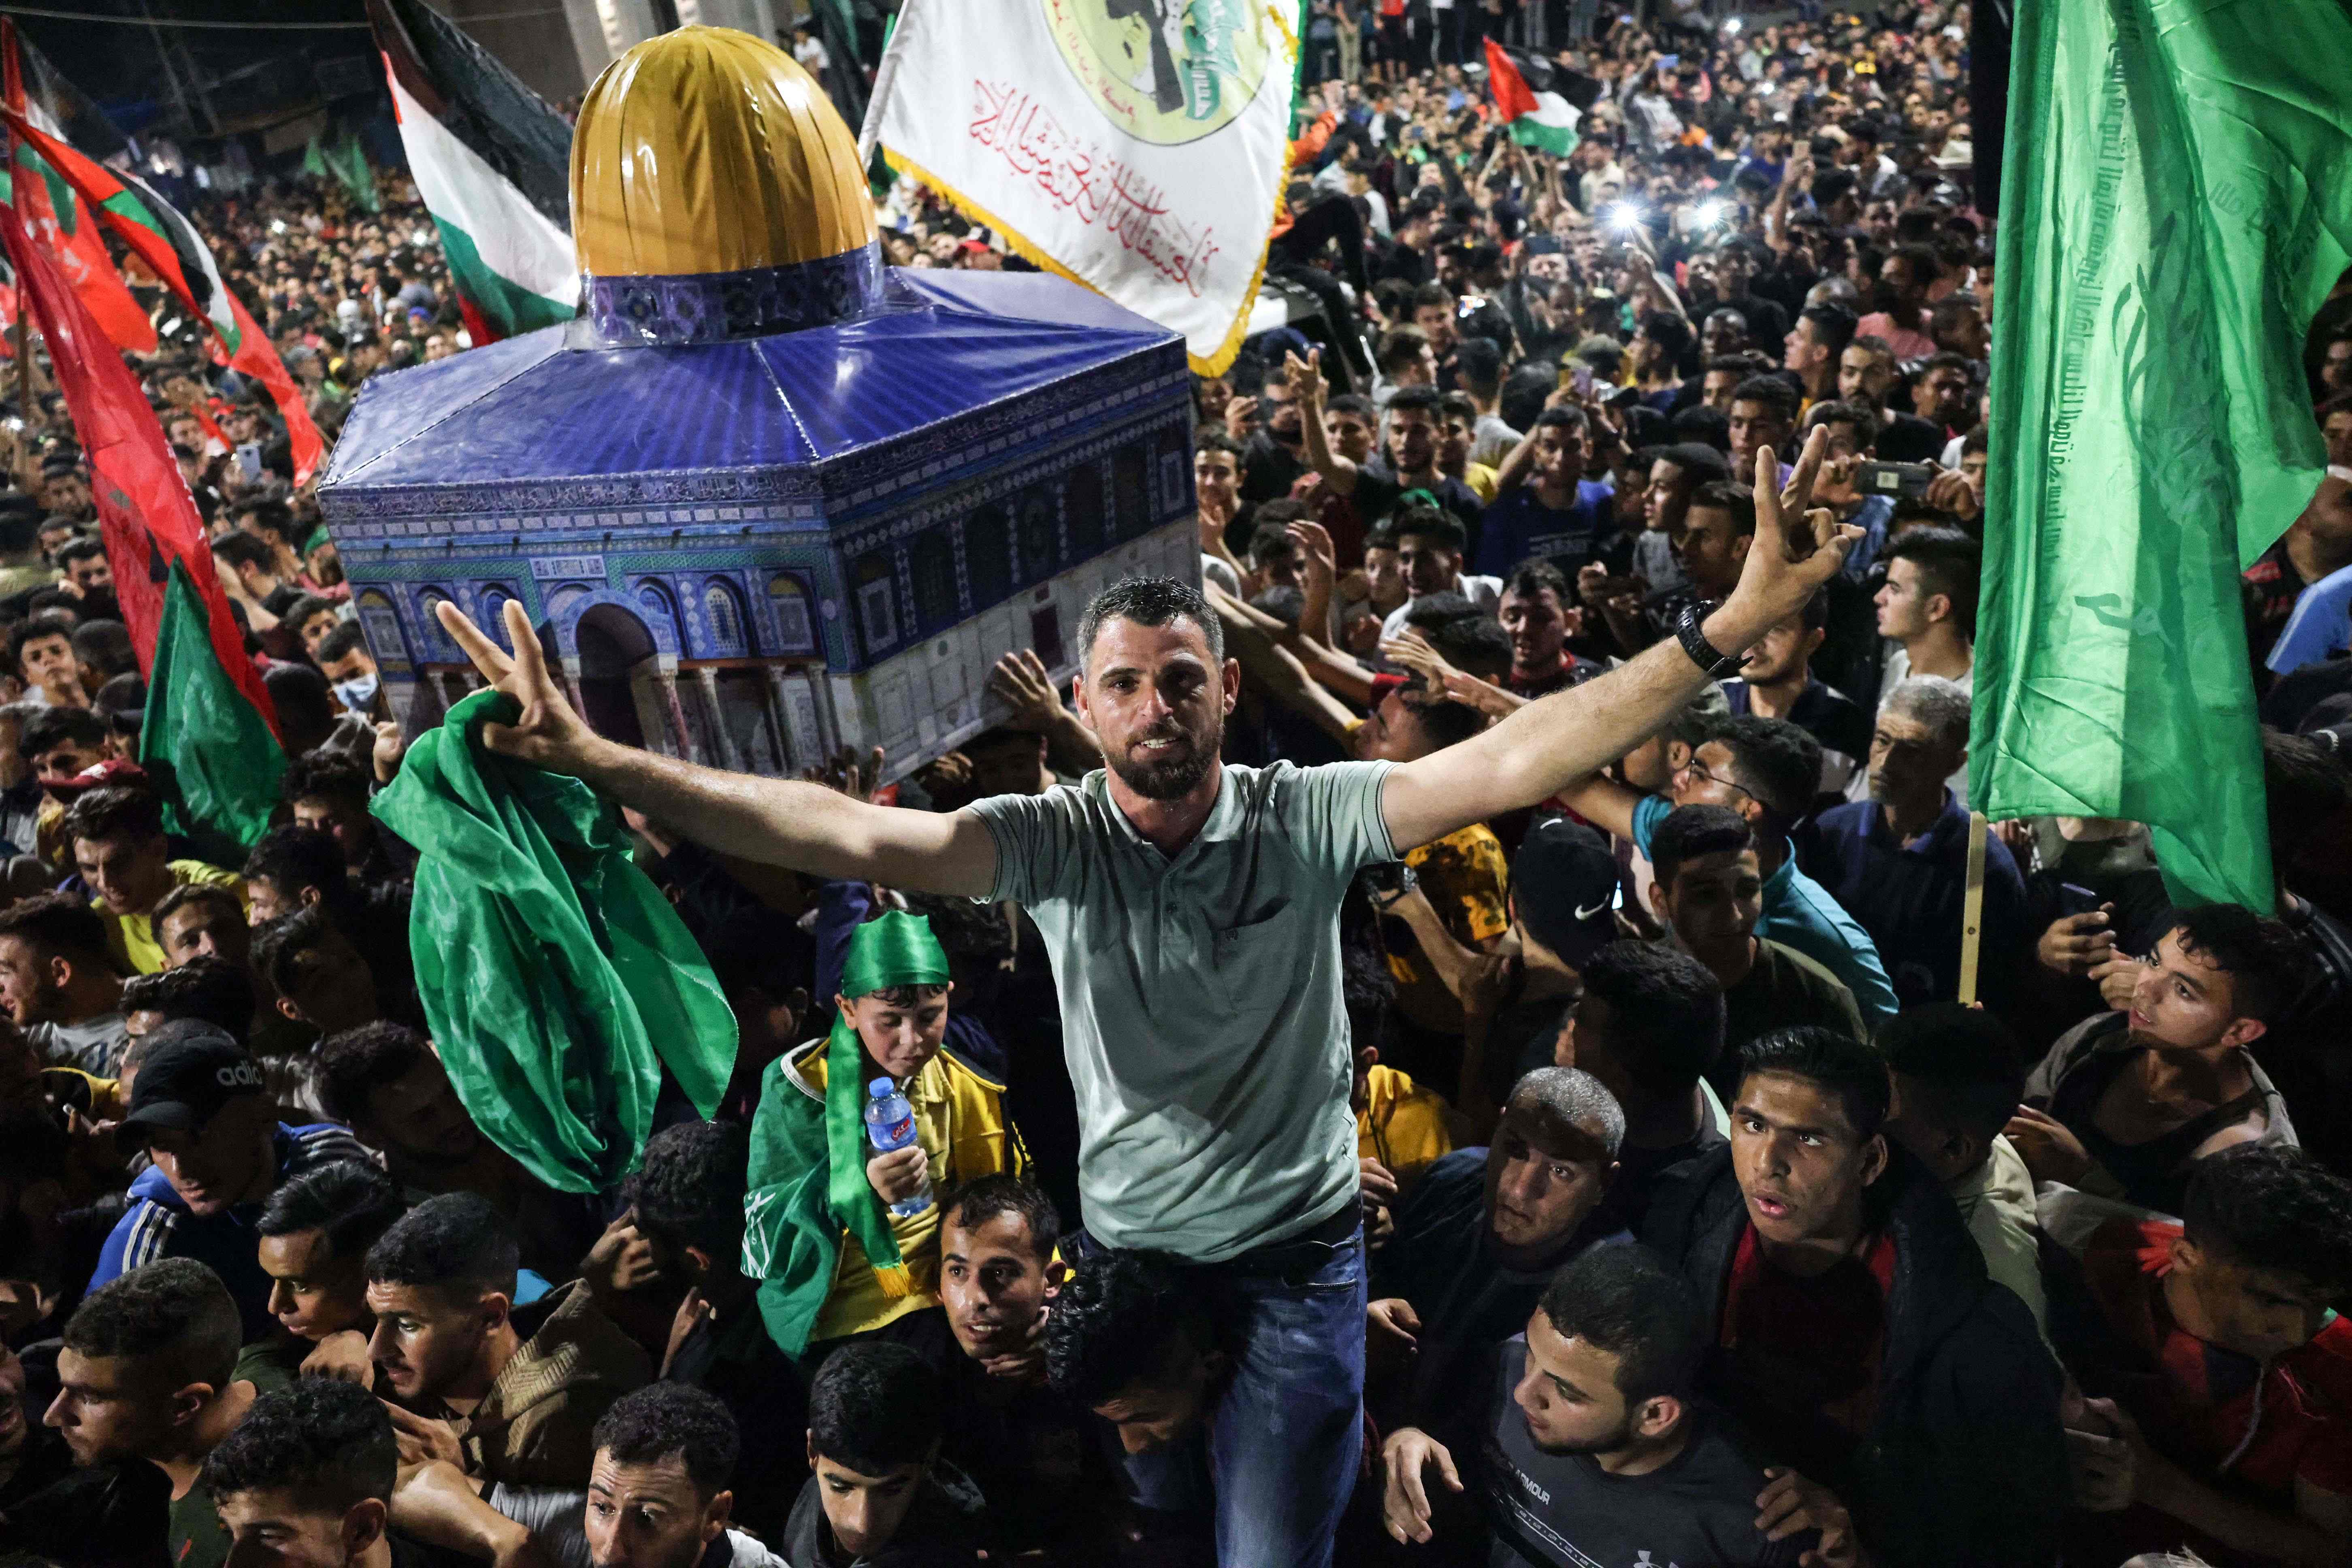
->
xmin=16 ymin=0 xmax=379 ymax=134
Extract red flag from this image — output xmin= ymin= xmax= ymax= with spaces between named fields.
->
xmin=0 ymin=23 xmax=152 ymax=355
xmin=0 ymin=198 xmax=276 ymax=740
xmin=222 ymin=290 xmax=323 ymax=484
xmin=0 ymin=106 xmax=326 ymax=484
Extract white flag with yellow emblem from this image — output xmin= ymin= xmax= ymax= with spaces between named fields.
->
xmin=860 ymin=0 xmax=1299 ymax=375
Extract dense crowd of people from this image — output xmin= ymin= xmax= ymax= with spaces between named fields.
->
xmin=3 ymin=4 xmax=2352 ymax=1568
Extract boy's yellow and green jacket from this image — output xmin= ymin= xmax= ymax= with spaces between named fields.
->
xmin=741 ymin=911 xmax=1021 ymax=1356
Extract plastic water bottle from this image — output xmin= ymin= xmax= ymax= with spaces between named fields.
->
xmin=863 ymin=1077 xmax=933 ymax=1219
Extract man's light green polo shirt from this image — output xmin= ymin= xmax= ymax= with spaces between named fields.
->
xmin=970 ymin=759 xmax=1398 ymax=1261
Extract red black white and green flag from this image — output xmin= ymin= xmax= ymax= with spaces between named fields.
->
xmin=1485 ymin=40 xmax=1596 ymax=157
xmin=0 ymin=107 xmax=327 ymax=485
xmin=0 ymin=199 xmax=283 ymax=849
xmin=0 ymin=22 xmax=151 ymax=355
xmin=367 ymin=0 xmax=577 ymax=344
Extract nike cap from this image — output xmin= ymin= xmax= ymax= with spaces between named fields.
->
xmin=1511 ymin=816 xmax=1621 ymax=967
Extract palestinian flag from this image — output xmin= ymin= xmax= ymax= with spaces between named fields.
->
xmin=1 ymin=108 xmax=326 ymax=484
xmin=368 ymin=0 xmax=576 ymax=344
xmin=0 ymin=198 xmax=283 ymax=851
xmin=1 ymin=22 xmax=151 ymax=355
xmin=1485 ymin=40 xmax=1593 ymax=158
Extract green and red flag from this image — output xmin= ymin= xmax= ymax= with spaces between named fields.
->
xmin=0 ymin=21 xmax=151 ymax=355
xmin=0 ymin=106 xmax=326 ymax=484
xmin=367 ymin=0 xmax=575 ymax=345
xmin=0 ymin=197 xmax=283 ymax=848
xmin=1973 ymin=0 xmax=2352 ymax=911
xmin=1484 ymin=40 xmax=1593 ymax=157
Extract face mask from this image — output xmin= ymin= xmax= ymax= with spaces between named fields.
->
xmin=333 ymin=673 xmax=380 ymax=712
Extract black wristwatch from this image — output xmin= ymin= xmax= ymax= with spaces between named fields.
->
xmin=1366 ymin=861 xmax=1419 ymax=908
xmin=1675 ymin=603 xmax=1750 ymax=679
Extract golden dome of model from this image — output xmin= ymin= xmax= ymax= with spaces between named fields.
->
xmin=571 ymin=25 xmax=876 ymax=280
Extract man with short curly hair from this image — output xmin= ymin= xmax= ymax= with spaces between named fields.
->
xmin=585 ymin=1383 xmax=790 ymax=1568
xmin=201 ymin=1376 xmax=403 ymax=1568
xmin=0 ymin=889 xmax=128 ymax=1073
xmin=47 ymin=1258 xmax=259 ymax=1568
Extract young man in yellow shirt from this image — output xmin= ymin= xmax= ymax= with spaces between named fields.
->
xmin=63 ymin=784 xmax=243 ymax=975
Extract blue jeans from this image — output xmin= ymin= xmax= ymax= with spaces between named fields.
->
xmin=1078 ymin=1220 xmax=1368 ymax=1568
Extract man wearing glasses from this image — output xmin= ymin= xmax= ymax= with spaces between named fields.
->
xmin=1562 ymin=712 xmax=1899 ymax=1031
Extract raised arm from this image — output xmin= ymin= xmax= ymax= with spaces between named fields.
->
xmin=1381 ymin=430 xmax=1856 ymax=852
xmin=1288 ymin=346 xmax=1360 ymax=497
xmin=1207 ymin=583 xmax=1361 ymax=744
xmin=987 ymin=648 xmax=1104 ymax=777
xmin=435 ymin=600 xmax=1000 ymax=897
xmin=1219 ymin=576 xmax=1380 ymax=707
xmin=1551 ymin=773 xmax=1643 ymax=842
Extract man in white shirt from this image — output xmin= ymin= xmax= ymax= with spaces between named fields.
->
xmin=1872 ymin=526 xmax=1977 ymax=696
xmin=788 ymin=22 xmax=829 ymax=77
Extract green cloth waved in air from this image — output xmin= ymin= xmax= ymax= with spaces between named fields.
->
xmin=371 ymin=688 xmax=735 ymax=1193
xmin=1973 ymin=0 xmax=2352 ymax=910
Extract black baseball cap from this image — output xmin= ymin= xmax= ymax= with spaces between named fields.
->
xmin=1510 ymin=817 xmax=1621 ymax=967
xmin=121 ymin=1024 xmax=262 ymax=1140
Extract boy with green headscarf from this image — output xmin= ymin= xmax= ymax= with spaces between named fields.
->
xmin=743 ymin=905 xmax=1022 ymax=1360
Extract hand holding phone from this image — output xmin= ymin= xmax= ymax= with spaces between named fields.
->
xmin=1856 ymin=459 xmax=1935 ymax=499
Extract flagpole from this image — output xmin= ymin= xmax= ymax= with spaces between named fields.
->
xmin=1 ymin=19 xmax=24 ymax=424
xmin=1958 ymin=810 xmax=1988 ymax=1006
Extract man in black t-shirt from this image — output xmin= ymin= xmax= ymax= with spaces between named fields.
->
xmin=1379 ymin=1243 xmax=1825 ymax=1566
xmin=1555 ymin=940 xmax=1729 ymax=1234
xmin=935 ymin=1176 xmax=1117 ymax=1564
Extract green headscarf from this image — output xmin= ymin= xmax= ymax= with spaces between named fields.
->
xmin=743 ymin=911 xmax=949 ymax=1357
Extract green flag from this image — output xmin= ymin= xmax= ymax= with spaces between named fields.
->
xmin=137 ymin=560 xmax=286 ymax=856
xmin=305 ymin=131 xmax=379 ymax=213
xmin=328 ymin=132 xmax=380 ymax=213
xmin=1974 ymin=0 xmax=2352 ymax=912
xmin=371 ymin=688 xmax=736 ymax=1193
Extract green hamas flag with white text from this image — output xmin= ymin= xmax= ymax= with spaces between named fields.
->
xmin=1973 ymin=0 xmax=2352 ymax=912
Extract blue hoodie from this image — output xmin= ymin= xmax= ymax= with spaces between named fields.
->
xmin=91 ymin=1122 xmax=373 ymax=1341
